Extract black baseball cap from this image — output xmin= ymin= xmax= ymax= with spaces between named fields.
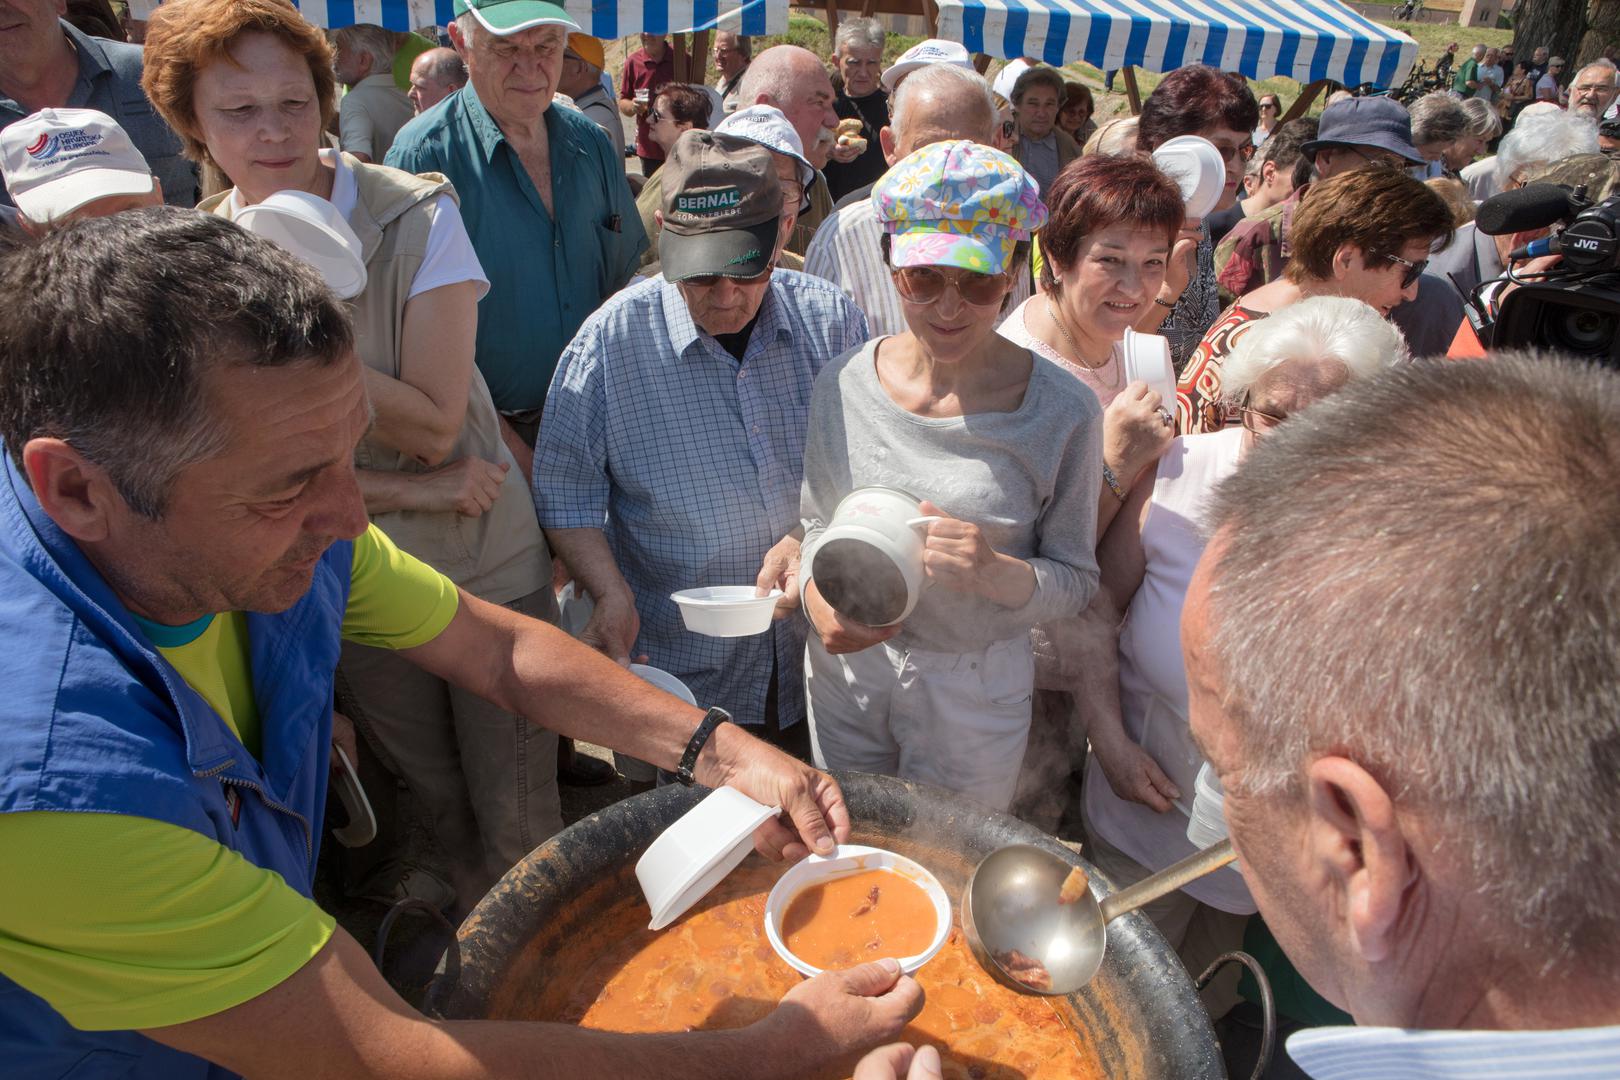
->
xmin=659 ymin=130 xmax=783 ymax=281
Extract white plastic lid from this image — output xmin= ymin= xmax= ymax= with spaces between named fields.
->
xmin=1151 ymin=135 xmax=1228 ymax=222
xmin=635 ymin=785 xmax=781 ymax=930
xmin=235 ymin=189 xmax=367 ymax=300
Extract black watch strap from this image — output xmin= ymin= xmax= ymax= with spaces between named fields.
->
xmin=677 ymin=707 xmax=731 ymax=786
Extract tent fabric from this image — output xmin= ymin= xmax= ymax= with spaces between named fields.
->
xmin=938 ymin=0 xmax=1417 ymax=90
xmin=126 ymin=0 xmax=787 ymax=35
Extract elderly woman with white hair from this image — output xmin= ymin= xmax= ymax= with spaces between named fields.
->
xmin=1072 ymin=295 xmax=1405 ymax=979
xmin=1461 ymin=100 xmax=1585 ymax=200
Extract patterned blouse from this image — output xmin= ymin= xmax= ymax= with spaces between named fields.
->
xmin=1174 ymin=303 xmax=1270 ymax=434
xmin=1159 ymin=222 xmax=1223 ymax=373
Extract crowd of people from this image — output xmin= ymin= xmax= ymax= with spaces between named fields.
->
xmin=1 ymin=1 xmax=1617 ymax=1078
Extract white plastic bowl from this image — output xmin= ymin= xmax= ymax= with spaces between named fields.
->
xmin=234 ymin=189 xmax=367 ymax=300
xmin=1151 ymin=135 xmax=1229 ymax=222
xmin=764 ymin=844 xmax=951 ymax=977
xmin=629 ymin=663 xmax=697 ymax=705
xmin=635 ymin=785 xmax=780 ymax=930
xmin=671 ymin=586 xmax=782 ymax=637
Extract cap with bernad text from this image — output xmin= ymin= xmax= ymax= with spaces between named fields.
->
xmin=453 ymin=0 xmax=579 ymax=36
xmin=659 ymin=130 xmax=783 ymax=282
xmin=0 ymin=108 xmax=155 ymax=223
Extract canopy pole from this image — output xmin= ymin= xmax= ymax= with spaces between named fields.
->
xmin=689 ymin=28 xmax=711 ymax=86
xmin=920 ymin=0 xmax=939 ymax=36
xmin=974 ymin=52 xmax=992 ymax=75
xmin=1282 ymin=80 xmax=1328 ymax=123
xmin=824 ymin=0 xmax=839 ymax=41
xmin=1122 ymin=66 xmax=1142 ymax=115
xmin=672 ymin=32 xmax=690 ymax=82
xmin=860 ymin=0 xmax=876 ymax=15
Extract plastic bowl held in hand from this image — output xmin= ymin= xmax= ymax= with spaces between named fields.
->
xmin=629 ymin=663 xmax=697 ymax=705
xmin=800 ymin=487 xmax=940 ymax=627
xmin=234 ymin=189 xmax=368 ymax=300
xmin=635 ymin=785 xmax=781 ymax=931
xmin=671 ymin=586 xmax=782 ymax=637
xmin=764 ymin=844 xmax=951 ymax=977
xmin=1150 ymin=135 xmax=1228 ymax=222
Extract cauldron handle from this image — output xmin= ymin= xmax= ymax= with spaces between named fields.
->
xmin=1195 ymin=950 xmax=1274 ymax=1080
xmin=373 ymin=896 xmax=462 ymax=1015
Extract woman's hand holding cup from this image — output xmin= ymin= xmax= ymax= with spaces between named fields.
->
xmin=1104 ymin=381 xmax=1176 ymax=487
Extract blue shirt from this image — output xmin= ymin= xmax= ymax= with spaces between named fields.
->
xmin=534 ymin=272 xmax=869 ymax=727
xmin=385 ymin=86 xmax=646 ymax=413
xmin=0 ymin=22 xmax=198 ymax=210
xmin=1286 ymin=1023 xmax=1620 ymax=1079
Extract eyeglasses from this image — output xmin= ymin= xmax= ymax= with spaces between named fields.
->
xmin=892 ymin=266 xmax=1012 ymax=306
xmin=647 ymin=107 xmax=664 ymax=123
xmin=1260 ymin=102 xmax=1279 ymax=110
xmin=1213 ymin=140 xmax=1257 ymax=164
xmin=1384 ymin=252 xmax=1428 ymax=289
xmin=1235 ymin=404 xmax=1287 ymax=434
xmin=1000 ymin=118 xmax=1017 ymax=140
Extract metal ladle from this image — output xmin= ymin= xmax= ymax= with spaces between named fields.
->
xmin=962 ymin=839 xmax=1237 ymax=996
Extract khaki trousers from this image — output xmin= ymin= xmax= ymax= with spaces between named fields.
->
xmin=335 ymin=587 xmax=562 ymax=905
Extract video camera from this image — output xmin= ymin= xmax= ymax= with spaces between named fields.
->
xmin=1469 ymin=181 xmax=1620 ymax=365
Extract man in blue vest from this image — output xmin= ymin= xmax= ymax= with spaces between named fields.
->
xmin=0 ymin=207 xmax=921 ymax=1079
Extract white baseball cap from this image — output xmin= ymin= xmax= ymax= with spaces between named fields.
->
xmin=0 ymin=108 xmax=155 ymax=222
xmin=715 ymin=104 xmax=815 ymax=209
xmin=880 ymin=39 xmax=974 ymax=92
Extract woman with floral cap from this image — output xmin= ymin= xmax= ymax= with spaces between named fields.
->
xmin=797 ymin=141 xmax=1102 ymax=812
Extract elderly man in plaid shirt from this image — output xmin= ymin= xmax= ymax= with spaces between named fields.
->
xmin=535 ymin=130 xmax=868 ymax=754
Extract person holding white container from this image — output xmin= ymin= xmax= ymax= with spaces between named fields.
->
xmin=1075 ymin=296 xmax=1405 ymax=983
xmin=798 ymin=141 xmax=1101 ymax=812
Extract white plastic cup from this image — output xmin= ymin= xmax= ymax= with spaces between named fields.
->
xmin=801 ymin=486 xmax=934 ymax=627
xmin=764 ymin=844 xmax=951 ymax=977
xmin=1185 ymin=763 xmax=1230 ymax=848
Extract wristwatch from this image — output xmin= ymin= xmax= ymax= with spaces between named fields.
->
xmin=676 ymin=707 xmax=732 ymax=786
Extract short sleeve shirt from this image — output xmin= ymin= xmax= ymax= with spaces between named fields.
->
xmin=385 ymin=88 xmax=648 ymax=413
xmin=0 ymin=21 xmax=198 ymax=210
xmin=0 ymin=525 xmax=458 ymax=1031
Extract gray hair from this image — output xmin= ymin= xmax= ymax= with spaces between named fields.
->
xmin=891 ymin=62 xmax=996 ymax=145
xmin=715 ymin=30 xmax=751 ymax=60
xmin=1457 ymin=95 xmax=1502 ymax=141
xmin=834 ymin=16 xmax=885 ymax=56
xmin=1576 ymin=58 xmax=1620 ymax=85
xmin=1497 ymin=108 xmax=1598 ymax=185
xmin=737 ymin=44 xmax=823 ymax=109
xmin=1408 ymin=91 xmax=1468 ymax=146
xmin=1219 ymin=296 xmax=1405 ymax=403
xmin=0 ymin=208 xmax=354 ymax=518
xmin=1471 ymin=42 xmax=1487 ymax=57
xmin=1084 ymin=115 xmax=1139 ymax=155
xmin=1204 ymin=353 xmax=1620 ymax=967
xmin=333 ymin=23 xmax=398 ymax=72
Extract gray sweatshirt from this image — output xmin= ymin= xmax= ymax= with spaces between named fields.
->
xmin=800 ymin=338 xmax=1102 ymax=653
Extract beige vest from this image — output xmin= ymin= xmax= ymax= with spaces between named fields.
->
xmin=203 ymin=156 xmax=546 ymax=603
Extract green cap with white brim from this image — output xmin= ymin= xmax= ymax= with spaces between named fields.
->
xmin=452 ymin=0 xmax=580 ymax=36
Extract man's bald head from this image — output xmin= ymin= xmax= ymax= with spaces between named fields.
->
xmin=408 ymin=47 xmax=467 ymax=114
xmin=737 ymin=45 xmax=839 ymax=167
xmin=885 ymin=63 xmax=997 ymax=164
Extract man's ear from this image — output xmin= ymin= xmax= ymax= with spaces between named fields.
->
xmin=22 ymin=439 xmax=122 ymax=543
xmin=1304 ymin=755 xmax=1417 ymax=965
xmin=880 ymin=125 xmax=898 ymax=166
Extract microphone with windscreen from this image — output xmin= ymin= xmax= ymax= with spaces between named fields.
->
xmin=1475 ymin=183 xmax=1581 ymax=236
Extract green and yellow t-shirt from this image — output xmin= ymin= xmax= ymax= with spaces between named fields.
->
xmin=0 ymin=525 xmax=458 ymax=1032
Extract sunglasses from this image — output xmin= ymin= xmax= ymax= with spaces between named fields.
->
xmin=1216 ymin=140 xmax=1258 ymax=164
xmin=892 ymin=266 xmax=1012 ymax=306
xmin=1260 ymin=101 xmax=1279 ymax=110
xmin=1385 ymin=252 xmax=1428 ymax=289
xmin=1000 ymin=118 xmax=1017 ymax=140
xmin=647 ymin=107 xmax=664 ymax=123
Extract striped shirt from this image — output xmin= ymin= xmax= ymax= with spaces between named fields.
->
xmin=1287 ymin=1024 xmax=1620 ymax=1079
xmin=803 ymin=195 xmax=1032 ymax=340
xmin=534 ymin=272 xmax=869 ymax=727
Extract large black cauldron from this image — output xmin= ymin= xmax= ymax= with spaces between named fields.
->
xmin=425 ymin=772 xmax=1225 ymax=1078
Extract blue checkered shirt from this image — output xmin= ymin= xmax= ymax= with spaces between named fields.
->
xmin=535 ymin=271 xmax=869 ymax=727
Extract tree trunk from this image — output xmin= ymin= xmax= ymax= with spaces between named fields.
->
xmin=1515 ymin=0 xmax=1589 ymax=66
xmin=1578 ymin=0 xmax=1620 ymax=64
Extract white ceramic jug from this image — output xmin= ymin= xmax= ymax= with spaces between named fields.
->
xmin=802 ymin=486 xmax=940 ymax=627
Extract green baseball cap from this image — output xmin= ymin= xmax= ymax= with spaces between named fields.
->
xmin=453 ymin=0 xmax=580 ymax=36
xmin=660 ymin=131 xmax=783 ymax=282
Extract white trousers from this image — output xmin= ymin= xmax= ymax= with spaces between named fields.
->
xmin=805 ymin=633 xmax=1035 ymax=812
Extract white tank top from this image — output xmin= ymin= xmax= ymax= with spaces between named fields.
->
xmin=1083 ymin=427 xmax=1256 ymax=913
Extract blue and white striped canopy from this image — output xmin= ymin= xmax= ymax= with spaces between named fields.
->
xmin=938 ymin=0 xmax=1417 ymax=89
xmin=127 ymin=0 xmax=786 ymax=35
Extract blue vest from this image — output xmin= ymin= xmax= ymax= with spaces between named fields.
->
xmin=0 ymin=453 xmax=352 ymax=1079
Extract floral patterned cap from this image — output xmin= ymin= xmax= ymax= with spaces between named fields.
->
xmin=872 ymin=140 xmax=1048 ymax=274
